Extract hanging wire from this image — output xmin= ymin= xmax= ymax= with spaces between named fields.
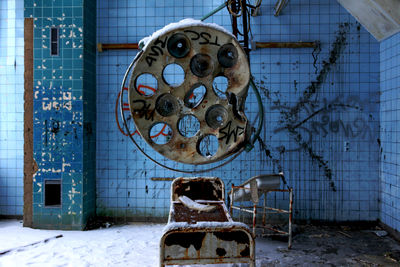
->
xmin=227 ymin=0 xmax=243 ymax=17
xmin=201 ymin=1 xmax=228 ymax=21
xmin=248 ymin=0 xmax=263 ymax=10
xmin=229 ymin=1 xmax=252 ymax=37
xmin=274 ymin=0 xmax=290 ymax=16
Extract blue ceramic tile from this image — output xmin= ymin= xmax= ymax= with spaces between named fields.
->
xmin=380 ymin=32 xmax=400 ymax=231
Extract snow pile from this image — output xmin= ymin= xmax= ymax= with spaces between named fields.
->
xmin=178 ymin=195 xmax=217 ymax=212
xmin=139 ymin=18 xmax=234 ymax=50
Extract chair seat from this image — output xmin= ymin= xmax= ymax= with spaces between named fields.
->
xmin=232 ymin=174 xmax=281 ymax=202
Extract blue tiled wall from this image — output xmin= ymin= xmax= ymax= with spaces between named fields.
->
xmin=25 ymin=0 xmax=96 ymax=229
xmin=1 ymin=0 xmax=395 ymax=227
xmin=96 ymin=0 xmax=380 ymax=222
xmin=0 ymin=0 xmax=24 ymax=216
xmin=380 ymin=32 xmax=400 ymax=232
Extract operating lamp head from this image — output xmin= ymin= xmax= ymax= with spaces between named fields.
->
xmin=127 ymin=19 xmax=250 ymax=165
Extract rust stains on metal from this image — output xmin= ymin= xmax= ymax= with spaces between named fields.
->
xmin=255 ymin=41 xmax=318 ymax=48
xmin=240 ymin=246 xmax=250 ymax=256
xmin=216 ymin=248 xmax=227 ymax=256
xmin=214 ymin=231 xmax=250 ymax=244
xmin=172 ymin=203 xmax=228 ymax=222
xmin=97 ymin=43 xmax=139 ymax=52
xmin=164 ymin=232 xmax=206 ymax=250
xmin=150 ymin=177 xmax=175 ymax=181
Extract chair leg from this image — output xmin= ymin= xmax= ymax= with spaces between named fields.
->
xmin=262 ymin=193 xmax=266 ymax=234
xmin=229 ymin=189 xmax=233 ymax=217
xmin=288 ymin=188 xmax=293 ymax=249
xmin=252 ymin=204 xmax=257 ymax=236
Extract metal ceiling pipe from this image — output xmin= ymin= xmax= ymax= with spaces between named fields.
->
xmin=97 ymin=41 xmax=318 ymax=52
xmin=255 ymin=41 xmax=318 ymax=49
xmin=97 ymin=43 xmax=138 ymax=52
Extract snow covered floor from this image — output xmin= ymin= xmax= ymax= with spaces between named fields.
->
xmin=0 ymin=220 xmax=268 ymax=267
xmin=0 ymin=220 xmax=163 ymax=267
xmin=1 ymin=219 xmax=400 ymax=267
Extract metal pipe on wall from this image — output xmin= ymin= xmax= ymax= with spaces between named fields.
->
xmin=97 ymin=43 xmax=139 ymax=52
xmin=97 ymin=41 xmax=318 ymax=52
xmin=255 ymin=41 xmax=317 ymax=49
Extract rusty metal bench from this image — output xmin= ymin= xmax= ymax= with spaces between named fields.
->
xmin=160 ymin=177 xmax=255 ymax=267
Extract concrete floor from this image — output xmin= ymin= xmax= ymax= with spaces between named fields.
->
xmin=256 ymin=224 xmax=400 ymax=266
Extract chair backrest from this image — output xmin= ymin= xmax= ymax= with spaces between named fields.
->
xmin=232 ymin=173 xmax=284 ymax=203
xmin=253 ymin=173 xmax=282 ymax=192
xmin=171 ymin=177 xmax=225 ymax=202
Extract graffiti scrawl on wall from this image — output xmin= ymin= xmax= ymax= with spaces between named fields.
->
xmin=272 ymin=94 xmax=375 ymax=152
xmin=254 ymin=22 xmax=378 ymax=192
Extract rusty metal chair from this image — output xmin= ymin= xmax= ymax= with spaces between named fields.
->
xmin=229 ymin=173 xmax=293 ymax=248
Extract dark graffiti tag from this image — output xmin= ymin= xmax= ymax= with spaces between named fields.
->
xmin=184 ymin=30 xmax=221 ymax=46
xmin=257 ymin=23 xmax=354 ymax=191
xmin=281 ymin=23 xmax=350 ymax=127
xmin=145 ymin=30 xmax=221 ymax=67
xmin=131 ymin=100 xmax=155 ymax=121
xmin=311 ymin=117 xmax=373 ymax=139
xmin=50 ymin=120 xmax=60 ymax=134
xmin=145 ymin=36 xmax=168 ymax=67
xmin=219 ymin=121 xmax=244 ymax=144
xmin=271 ymin=94 xmax=374 ymax=152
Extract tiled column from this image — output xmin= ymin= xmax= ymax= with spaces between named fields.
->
xmin=24 ymin=0 xmax=96 ymax=230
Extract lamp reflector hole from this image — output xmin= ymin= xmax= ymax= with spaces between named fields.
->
xmin=163 ymin=63 xmax=185 ymax=87
xmin=213 ymin=76 xmax=229 ymax=99
xmin=178 ymin=115 xmax=200 ymax=137
xmin=150 ymin=123 xmax=172 ymax=144
xmin=135 ymin=73 xmax=158 ymax=96
xmin=198 ymin=135 xmax=219 ymax=157
xmin=184 ymin=84 xmax=206 ymax=108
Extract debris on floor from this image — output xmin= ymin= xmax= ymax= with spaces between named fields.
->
xmin=374 ymin=230 xmax=388 ymax=237
xmin=385 ymin=251 xmax=400 ymax=263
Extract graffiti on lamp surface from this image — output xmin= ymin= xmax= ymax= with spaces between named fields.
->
xmin=115 ymin=87 xmax=170 ymax=139
xmin=145 ymin=30 xmax=221 ymax=67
